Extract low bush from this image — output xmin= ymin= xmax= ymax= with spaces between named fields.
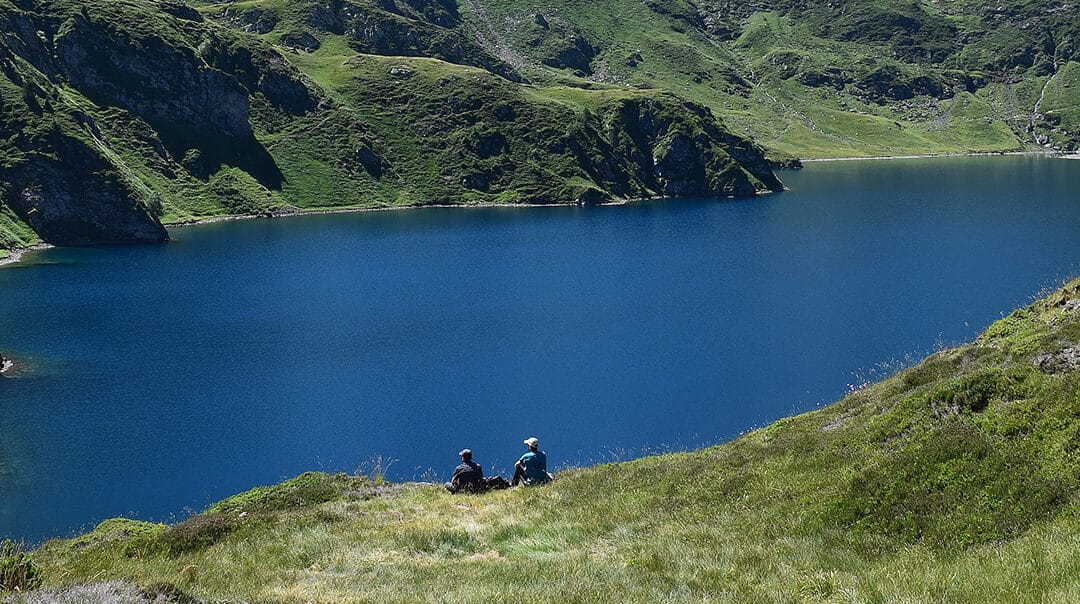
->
xmin=0 ymin=540 xmax=42 ymax=592
xmin=829 ymin=420 xmax=1071 ymax=548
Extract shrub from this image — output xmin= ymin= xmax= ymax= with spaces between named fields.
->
xmin=157 ymin=513 xmax=242 ymax=555
xmin=208 ymin=472 xmax=367 ymax=515
xmin=0 ymin=539 xmax=43 ymax=592
xmin=828 ymin=420 xmax=1070 ymax=549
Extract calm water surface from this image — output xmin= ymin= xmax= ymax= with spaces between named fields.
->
xmin=1 ymin=156 xmax=1077 ymax=542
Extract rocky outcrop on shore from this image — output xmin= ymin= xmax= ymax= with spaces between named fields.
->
xmin=0 ymin=0 xmax=316 ymax=248
xmin=0 ymin=0 xmax=785 ymax=253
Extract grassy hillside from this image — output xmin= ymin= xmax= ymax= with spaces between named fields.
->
xmin=15 ymin=276 xmax=1079 ymax=602
xmin=0 ymin=0 xmax=782 ymax=251
xmin=459 ymin=0 xmax=1080 ymax=158
xmin=5 ymin=0 xmax=1079 ymax=252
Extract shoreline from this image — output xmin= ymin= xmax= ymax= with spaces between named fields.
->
xmin=163 ymin=191 xmax=745 ymax=229
xmin=165 ymin=201 xmax=573 ymax=228
xmin=801 ymin=150 xmax=1055 ymax=163
xmin=0 ymin=243 xmax=54 ymax=268
xmin=0 ymin=150 xmax=1069 ymax=264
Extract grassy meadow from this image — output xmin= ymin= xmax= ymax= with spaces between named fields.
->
xmin=10 ymin=276 xmax=1079 ymax=602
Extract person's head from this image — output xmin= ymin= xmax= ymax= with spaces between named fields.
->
xmin=459 ymin=449 xmax=472 ymax=461
xmin=523 ymin=437 xmax=539 ymax=451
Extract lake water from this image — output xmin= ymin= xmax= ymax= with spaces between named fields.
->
xmin=1 ymin=156 xmax=1077 ymax=543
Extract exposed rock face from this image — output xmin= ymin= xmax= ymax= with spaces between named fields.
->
xmin=6 ymin=136 xmax=168 ymax=245
xmin=0 ymin=1 xmax=321 ymax=249
xmin=443 ymin=94 xmax=782 ymax=203
xmin=583 ymin=98 xmax=783 ymax=200
xmin=1033 ymin=347 xmax=1080 ymax=374
xmin=541 ymin=37 xmax=597 ymax=74
xmin=54 ymin=14 xmax=252 ymax=139
xmin=292 ymin=1 xmax=521 ymax=81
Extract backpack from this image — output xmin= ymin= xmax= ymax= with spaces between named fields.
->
xmin=483 ymin=476 xmax=510 ymax=491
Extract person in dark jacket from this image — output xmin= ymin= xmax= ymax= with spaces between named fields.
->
xmin=445 ymin=448 xmax=484 ymax=493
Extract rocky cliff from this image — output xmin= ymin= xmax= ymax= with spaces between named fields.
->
xmin=0 ymin=0 xmax=784 ymax=251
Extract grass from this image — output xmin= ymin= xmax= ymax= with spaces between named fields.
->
xmin=2 ymin=0 xmax=788 ymax=251
xmin=19 ymin=276 xmax=1080 ymax=602
xmin=456 ymin=0 xmax=1077 ymax=156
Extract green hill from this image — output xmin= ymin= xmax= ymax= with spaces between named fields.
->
xmin=12 ymin=276 xmax=1078 ymax=602
xmin=456 ymin=0 xmax=1079 ymax=159
xmin=4 ymin=0 xmax=1078 ymax=253
xmin=0 ymin=0 xmax=782 ymax=252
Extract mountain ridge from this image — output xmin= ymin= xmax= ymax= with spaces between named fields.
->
xmin=0 ymin=0 xmax=787 ymax=253
xmin=4 ymin=0 xmax=1077 ymax=253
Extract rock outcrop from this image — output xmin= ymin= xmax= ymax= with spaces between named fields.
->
xmin=5 ymin=135 xmax=169 ymax=245
xmin=0 ymin=0 xmax=786 ymax=253
xmin=55 ymin=15 xmax=251 ymax=139
xmin=567 ymin=97 xmax=783 ymax=201
xmin=0 ymin=0 xmax=322 ymax=248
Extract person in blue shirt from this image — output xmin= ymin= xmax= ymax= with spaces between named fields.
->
xmin=511 ymin=436 xmax=551 ymax=486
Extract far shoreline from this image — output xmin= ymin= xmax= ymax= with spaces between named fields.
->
xmin=801 ymin=150 xmax=1056 ymax=163
xmin=0 ymin=243 xmax=54 ymax=268
xmin=163 ymin=189 xmax=766 ymax=229
xmin=0 ymin=151 xmax=1071 ymax=267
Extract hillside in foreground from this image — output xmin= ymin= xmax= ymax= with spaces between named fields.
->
xmin=10 ymin=277 xmax=1078 ymax=602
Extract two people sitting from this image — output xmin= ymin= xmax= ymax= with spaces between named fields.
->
xmin=445 ymin=436 xmax=551 ymax=494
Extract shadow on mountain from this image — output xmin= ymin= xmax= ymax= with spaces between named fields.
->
xmin=157 ymin=125 xmax=285 ymax=190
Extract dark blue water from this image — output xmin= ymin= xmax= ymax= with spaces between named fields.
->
xmin=1 ymin=156 xmax=1077 ymax=543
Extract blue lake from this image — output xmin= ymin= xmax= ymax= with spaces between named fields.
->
xmin=1 ymin=156 xmax=1078 ymax=543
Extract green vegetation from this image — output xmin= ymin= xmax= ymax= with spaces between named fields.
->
xmin=21 ymin=277 xmax=1080 ymax=602
xmin=0 ymin=540 xmax=42 ymax=593
xmin=5 ymin=0 xmax=1077 ymax=252
xmin=3 ymin=3 xmax=1077 ymax=599
xmin=0 ymin=0 xmax=782 ymax=251
xmin=456 ymin=0 xmax=1079 ymax=157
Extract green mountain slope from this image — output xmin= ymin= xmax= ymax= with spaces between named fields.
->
xmin=0 ymin=0 xmax=782 ymax=251
xmin=22 ymin=277 xmax=1080 ymax=602
xmin=6 ymin=0 xmax=1077 ymax=252
xmin=459 ymin=0 xmax=1080 ymax=158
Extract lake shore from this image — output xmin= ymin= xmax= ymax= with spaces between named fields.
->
xmin=165 ymin=201 xmax=567 ymax=228
xmin=801 ymin=150 xmax=1054 ymax=163
xmin=0 ymin=152 xmax=1064 ymax=265
xmin=0 ymin=243 xmax=54 ymax=268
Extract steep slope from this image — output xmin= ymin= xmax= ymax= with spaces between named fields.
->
xmin=460 ymin=0 xmax=1080 ymax=157
xmin=4 ymin=0 xmax=1077 ymax=251
xmin=0 ymin=0 xmax=782 ymax=251
xmin=26 ymin=277 xmax=1080 ymax=602
xmin=0 ymin=1 xmax=168 ymax=246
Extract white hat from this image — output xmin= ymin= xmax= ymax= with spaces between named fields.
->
xmin=459 ymin=449 xmax=472 ymax=457
xmin=523 ymin=437 xmax=539 ymax=448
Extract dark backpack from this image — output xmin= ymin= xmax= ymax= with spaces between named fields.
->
xmin=483 ymin=476 xmax=510 ymax=491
